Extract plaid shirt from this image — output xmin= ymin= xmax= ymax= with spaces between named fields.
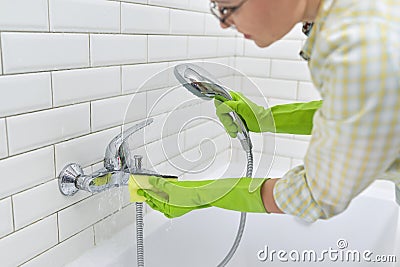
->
xmin=273 ymin=0 xmax=400 ymax=222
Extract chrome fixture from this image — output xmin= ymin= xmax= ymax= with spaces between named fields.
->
xmin=58 ymin=118 xmax=177 ymax=196
xmin=58 ymin=118 xmax=177 ymax=267
xmin=174 ymin=63 xmax=252 ymax=152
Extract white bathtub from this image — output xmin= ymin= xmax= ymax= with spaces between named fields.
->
xmin=66 ymin=167 xmax=400 ymax=267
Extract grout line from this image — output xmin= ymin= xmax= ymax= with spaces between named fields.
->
xmin=52 ymin=144 xmax=57 ymax=181
xmin=119 ymin=1 xmax=122 ymax=34
xmin=56 ymin=212 xmax=60 ymax=243
xmin=0 ymin=29 xmax=235 ymax=38
xmin=4 ymin=118 xmax=10 ymax=157
xmin=119 ymin=65 xmax=123 ymax=95
xmin=0 ymin=55 xmax=244 ymax=77
xmin=47 ymin=0 xmax=51 ymax=32
xmin=146 ymin=35 xmax=149 ymax=63
xmin=88 ymin=34 xmax=92 ymax=67
xmin=10 ymin=196 xmax=15 ymax=231
xmin=89 ymin=100 xmax=92 ymax=133
xmin=269 ymin=58 xmax=273 ymax=77
xmin=92 ymin=225 xmax=97 ymax=246
xmin=50 ymin=72 xmax=54 ymax=107
xmin=0 ymin=32 xmax=4 ymax=75
xmin=0 ymin=54 xmax=244 ymax=77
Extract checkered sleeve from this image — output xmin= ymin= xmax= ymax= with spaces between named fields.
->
xmin=273 ymin=19 xmax=400 ymax=222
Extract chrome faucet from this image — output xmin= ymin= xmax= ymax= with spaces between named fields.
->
xmin=58 ymin=118 xmax=177 ymax=196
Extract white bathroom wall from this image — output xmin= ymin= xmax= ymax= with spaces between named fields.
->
xmin=0 ymin=0 xmax=236 ymax=266
xmin=0 ymin=0 xmax=321 ymax=266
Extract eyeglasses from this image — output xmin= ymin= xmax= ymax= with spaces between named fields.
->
xmin=210 ymin=0 xmax=248 ymax=26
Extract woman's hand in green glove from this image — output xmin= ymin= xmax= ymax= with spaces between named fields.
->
xmin=133 ymin=175 xmax=269 ymax=218
xmin=214 ymin=91 xmax=322 ymax=136
xmin=214 ymin=91 xmax=275 ymax=137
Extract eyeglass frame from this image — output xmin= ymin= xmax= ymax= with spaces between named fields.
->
xmin=209 ymin=0 xmax=248 ymax=26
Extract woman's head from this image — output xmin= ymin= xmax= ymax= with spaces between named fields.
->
xmin=210 ymin=0 xmax=321 ymax=47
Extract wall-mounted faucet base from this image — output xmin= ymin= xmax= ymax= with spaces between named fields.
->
xmin=58 ymin=163 xmax=84 ymax=196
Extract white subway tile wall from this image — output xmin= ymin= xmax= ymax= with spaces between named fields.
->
xmin=0 ymin=0 xmax=320 ymax=265
xmin=1 ymin=32 xmax=90 ymax=74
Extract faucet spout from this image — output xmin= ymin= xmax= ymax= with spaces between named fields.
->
xmin=104 ymin=118 xmax=153 ymax=171
xmin=58 ymin=119 xmax=177 ymax=196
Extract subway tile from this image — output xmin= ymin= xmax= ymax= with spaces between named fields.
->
xmin=0 ymin=46 xmax=3 ymax=75
xmin=235 ymin=57 xmax=270 ymax=77
xmin=268 ymin=97 xmax=295 ymax=106
xmin=291 ymin=158 xmax=304 ymax=168
xmin=7 ymin=103 xmax=90 ymax=155
xmin=122 ymin=62 xmax=169 ymax=94
xmin=1 ymin=32 xmax=89 ymax=74
xmin=270 ymin=155 xmax=292 ymax=174
xmin=148 ymin=36 xmax=187 ymax=62
xmin=0 ymin=119 xmax=7 ymax=159
xmin=204 ymin=14 xmax=236 ymax=36
xmin=90 ymin=34 xmax=147 ymax=67
xmin=149 ymin=0 xmax=189 ymax=9
xmin=170 ymin=9 xmax=205 ymax=35
xmin=235 ymin=38 xmax=245 ymax=56
xmin=52 ymin=66 xmax=121 ymax=107
xmin=21 ymin=228 xmax=94 ymax=267
xmin=188 ymin=36 xmax=218 ymax=58
xmin=144 ymin=140 xmax=164 ymax=167
xmin=49 ymin=0 xmax=120 ymax=33
xmin=294 ymin=134 xmax=312 ymax=142
xmin=270 ymin=59 xmax=311 ymax=81
xmin=146 ymin=86 xmax=192 ymax=117
xmin=183 ymin=121 xmax=222 ymax=151
xmin=122 ymin=0 xmax=147 ymax=3
xmin=55 ymin=127 xmax=120 ymax=174
xmin=189 ymin=0 xmax=209 ymax=12
xmin=249 ymin=131 xmax=268 ymax=153
xmin=163 ymin=101 xmax=204 ymax=136
xmin=274 ymin=136 xmax=309 ymax=159
xmin=298 ymin=82 xmax=322 ymax=101
xmin=94 ymin=204 xmax=135 ymax=244
xmin=242 ymin=77 xmax=297 ymax=100
xmin=13 ymin=179 xmax=90 ymax=230
xmin=91 ymin=93 xmax=146 ymax=132
xmin=0 ymin=146 xmax=54 ymax=199
xmin=218 ymin=37 xmax=236 ymax=57
xmin=283 ymin=23 xmax=306 ymax=41
xmin=58 ymin=189 xmax=129 ymax=241
xmin=0 ymin=215 xmax=58 ymax=267
xmin=245 ymin=39 xmax=303 ymax=60
xmin=121 ymin=3 xmax=169 ymax=34
xmin=0 ymin=197 xmax=13 ymax=239
xmin=0 ymin=72 xmax=52 ymax=117
xmin=0 ymin=0 xmax=48 ymax=31
xmin=143 ymin=113 xmax=167 ymax=144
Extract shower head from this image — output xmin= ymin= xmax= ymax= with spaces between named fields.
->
xmin=174 ymin=63 xmax=252 ymax=152
xmin=174 ymin=63 xmax=232 ymax=101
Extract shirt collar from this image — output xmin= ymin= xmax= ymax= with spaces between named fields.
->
xmin=299 ymin=0 xmax=335 ymax=61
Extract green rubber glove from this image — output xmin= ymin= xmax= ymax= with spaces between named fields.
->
xmin=214 ymin=91 xmax=322 ymax=136
xmin=133 ymin=176 xmax=269 ymax=218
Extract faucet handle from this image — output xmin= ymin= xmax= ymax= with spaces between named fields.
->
xmin=104 ymin=118 xmax=153 ymax=171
